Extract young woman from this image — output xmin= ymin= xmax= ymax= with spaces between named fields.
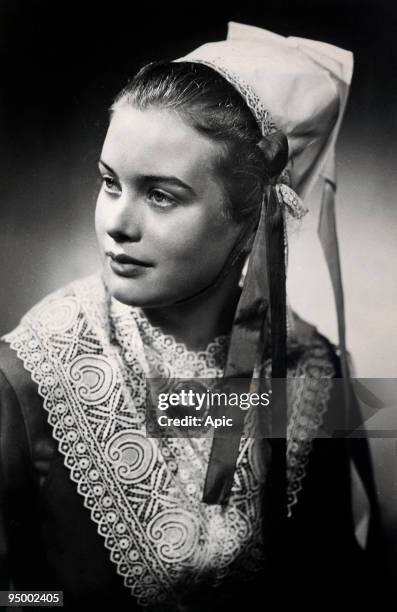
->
xmin=0 ymin=22 xmax=387 ymax=610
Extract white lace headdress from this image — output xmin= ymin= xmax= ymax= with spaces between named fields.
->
xmin=177 ymin=21 xmax=353 ymax=201
xmin=175 ymin=22 xmax=354 ymax=505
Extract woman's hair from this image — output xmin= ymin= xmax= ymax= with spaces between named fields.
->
xmin=112 ymin=61 xmax=288 ymax=223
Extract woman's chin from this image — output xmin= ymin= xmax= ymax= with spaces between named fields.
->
xmin=102 ymin=269 xmax=172 ymax=308
xmin=102 ymin=273 xmax=149 ymax=307
xmin=101 ymin=264 xmax=213 ymax=309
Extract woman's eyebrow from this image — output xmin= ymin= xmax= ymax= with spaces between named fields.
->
xmin=98 ymin=161 xmax=196 ymax=196
xmin=139 ymin=174 xmax=196 ymax=196
xmin=98 ymin=159 xmax=117 ymax=175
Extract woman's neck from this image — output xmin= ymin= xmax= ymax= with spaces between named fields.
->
xmin=142 ymin=264 xmax=242 ymax=351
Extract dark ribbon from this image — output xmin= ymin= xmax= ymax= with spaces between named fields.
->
xmin=203 ymin=185 xmax=287 ymax=505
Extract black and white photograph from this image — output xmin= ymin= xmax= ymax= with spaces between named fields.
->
xmin=0 ymin=1 xmax=396 ymax=609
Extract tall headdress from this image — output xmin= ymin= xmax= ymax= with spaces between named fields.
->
xmin=175 ymin=22 xmax=354 ymax=505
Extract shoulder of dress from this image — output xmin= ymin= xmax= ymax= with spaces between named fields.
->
xmin=287 ymin=311 xmax=340 ymax=376
xmin=0 ymin=339 xmax=28 ymax=381
xmin=0 ymin=338 xmax=55 ymax=491
xmin=0 ymin=339 xmax=40 ymax=403
xmin=286 ymin=315 xmax=340 ymax=515
xmin=1 ymin=273 xmax=104 ymax=336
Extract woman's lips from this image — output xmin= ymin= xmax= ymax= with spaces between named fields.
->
xmin=106 ymin=251 xmax=152 ymax=277
xmin=107 ymin=252 xmax=152 ymax=266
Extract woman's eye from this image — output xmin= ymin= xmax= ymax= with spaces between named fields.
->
xmin=101 ymin=175 xmax=121 ymax=194
xmin=148 ymin=189 xmax=176 ymax=209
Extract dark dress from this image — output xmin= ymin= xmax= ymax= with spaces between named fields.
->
xmin=0 ymin=334 xmax=390 ymax=611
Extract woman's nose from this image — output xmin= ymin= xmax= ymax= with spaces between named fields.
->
xmin=105 ymin=194 xmax=142 ymax=243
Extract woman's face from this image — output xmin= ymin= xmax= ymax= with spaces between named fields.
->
xmin=95 ymin=105 xmax=243 ymax=307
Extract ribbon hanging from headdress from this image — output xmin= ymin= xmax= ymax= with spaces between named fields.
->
xmin=203 ymin=185 xmax=303 ymax=505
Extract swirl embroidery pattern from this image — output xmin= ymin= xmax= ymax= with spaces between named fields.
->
xmin=4 ymin=276 xmax=266 ymax=606
xmin=4 ymin=275 xmax=334 ymax=605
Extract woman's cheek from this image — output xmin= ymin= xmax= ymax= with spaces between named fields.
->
xmin=145 ymin=212 xmax=204 ymax=258
xmin=154 ymin=228 xmax=209 ymax=267
xmin=94 ymin=197 xmax=106 ymax=240
xmin=150 ymin=210 xmax=239 ymax=276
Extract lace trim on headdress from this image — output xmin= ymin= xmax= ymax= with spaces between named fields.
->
xmin=190 ymin=59 xmax=308 ymax=221
xmin=275 ymin=184 xmax=308 ymax=220
xmin=190 ymin=59 xmax=277 ymax=138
